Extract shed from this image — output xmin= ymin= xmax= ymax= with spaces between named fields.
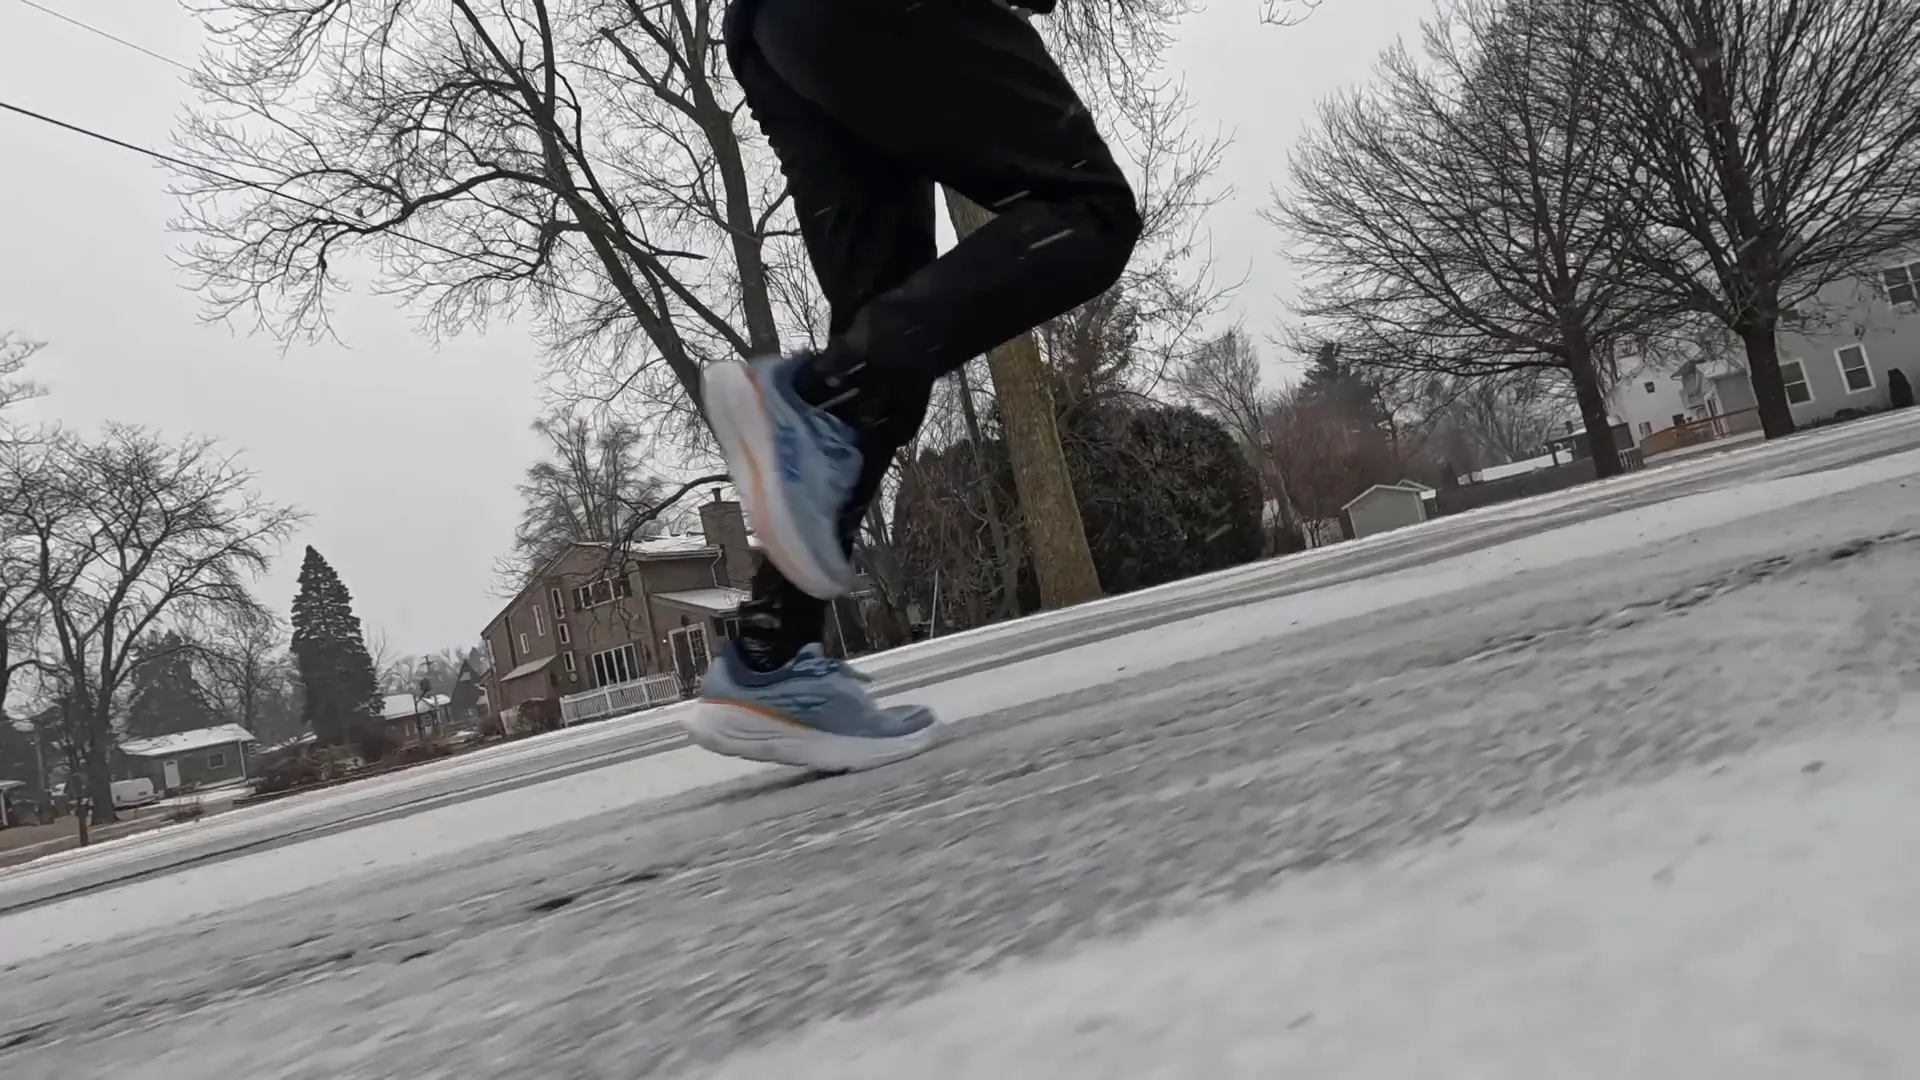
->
xmin=120 ymin=724 xmax=258 ymax=794
xmin=0 ymin=779 xmax=23 ymax=826
xmin=1342 ymin=483 xmax=1430 ymax=540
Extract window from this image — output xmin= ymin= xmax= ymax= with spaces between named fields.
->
xmin=557 ymin=622 xmax=571 ymax=645
xmin=1883 ymin=261 xmax=1920 ymax=306
xmin=1643 ymin=380 xmax=1657 ymax=394
xmin=1671 ymin=413 xmax=1686 ymax=428
xmin=549 ymin=588 xmax=565 ymax=615
xmin=206 ymin=751 xmax=226 ymax=770
xmin=1638 ymin=421 xmax=1653 ymax=438
xmin=571 ymin=576 xmax=633 ymax=611
xmin=518 ymin=631 xmax=530 ymax=654
xmin=562 ymin=650 xmax=577 ymax=674
xmin=721 ymin=617 xmax=742 ymax=642
xmin=591 ymin=643 xmax=641 ymax=687
xmin=1836 ymin=344 xmax=1874 ymax=393
xmin=1780 ymin=359 xmax=1813 ymax=406
xmin=533 ymin=605 xmax=546 ymax=637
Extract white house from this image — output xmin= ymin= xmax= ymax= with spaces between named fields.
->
xmin=1607 ymin=250 xmax=1920 ymax=446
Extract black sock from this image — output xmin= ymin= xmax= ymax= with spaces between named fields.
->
xmin=735 ymin=591 xmax=826 ymax=674
xmin=791 ymin=347 xmax=896 ymax=433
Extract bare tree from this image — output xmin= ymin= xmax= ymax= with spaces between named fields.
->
xmin=497 ymin=404 xmax=665 ymax=591
xmin=0 ymin=334 xmax=44 ymax=421
xmin=1262 ymin=388 xmax=1346 ymax=546
xmin=196 ymin=609 xmax=295 ymax=738
xmin=176 ymin=0 xmax=800 ymax=437
xmin=1416 ymin=370 xmax=1571 ymax=468
xmin=0 ymin=442 xmax=47 ymax=721
xmin=1271 ymin=0 xmax=1672 ymax=479
xmin=1602 ymin=0 xmax=1920 ymax=437
xmin=9 ymin=428 xmax=299 ymax=828
xmin=1166 ymin=326 xmax=1304 ymax=543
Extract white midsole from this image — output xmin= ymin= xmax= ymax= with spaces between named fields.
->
xmin=680 ymin=700 xmax=941 ymax=774
xmin=703 ymin=361 xmax=849 ymax=601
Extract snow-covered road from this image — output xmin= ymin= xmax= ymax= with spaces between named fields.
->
xmin=4 ymin=415 xmax=1920 ymax=1077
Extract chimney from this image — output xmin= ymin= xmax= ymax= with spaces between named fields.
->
xmin=697 ymin=497 xmax=757 ymax=589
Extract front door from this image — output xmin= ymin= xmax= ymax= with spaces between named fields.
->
xmin=669 ymin=625 xmax=711 ymax=692
xmin=162 ymin=759 xmax=181 ymax=792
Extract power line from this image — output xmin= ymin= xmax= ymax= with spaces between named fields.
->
xmin=0 ymin=97 xmax=615 ymax=308
xmin=3 ymin=4 xmax=691 ymax=321
xmin=9 ymin=0 xmax=195 ymax=73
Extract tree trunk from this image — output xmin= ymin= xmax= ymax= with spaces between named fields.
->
xmin=85 ymin=729 xmax=118 ymax=826
xmin=942 ymin=188 xmax=1102 ymax=610
xmin=1565 ymin=339 xmax=1622 ymax=480
xmin=955 ymin=363 xmax=1024 ymax=619
xmin=1736 ymin=322 xmax=1798 ymax=439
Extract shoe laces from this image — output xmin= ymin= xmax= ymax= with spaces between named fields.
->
xmin=791 ymin=651 xmax=872 ymax=683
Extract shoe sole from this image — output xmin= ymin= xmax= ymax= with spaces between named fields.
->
xmin=703 ymin=361 xmax=850 ymax=601
xmin=681 ymin=700 xmax=940 ymax=773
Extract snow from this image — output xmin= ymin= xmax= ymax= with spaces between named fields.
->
xmin=118 ymin=723 xmax=257 ymax=758
xmin=379 ymin=692 xmax=452 ymax=720
xmin=654 ymin=586 xmax=750 ymax=614
xmin=0 ymin=744 xmax=765 ymax=966
xmin=2 ymin=433 xmax=1916 ymax=964
xmin=0 ymin=707 xmax=693 ymax=882
xmin=499 ymin=655 xmax=554 ymax=681
xmin=688 ymin=723 xmax=1920 ymax=1080
xmin=1469 ymin=451 xmax=1561 ymax=482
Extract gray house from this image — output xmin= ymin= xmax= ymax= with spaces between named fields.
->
xmin=119 ymin=724 xmax=257 ymax=794
xmin=1612 ymin=249 xmax=1920 ymax=445
xmin=1770 ymin=261 xmax=1920 ymax=423
xmin=1342 ymin=483 xmax=1430 ymax=540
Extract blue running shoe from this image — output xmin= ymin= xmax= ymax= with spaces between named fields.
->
xmin=683 ymin=644 xmax=940 ymax=773
xmin=703 ymin=354 xmax=862 ymax=600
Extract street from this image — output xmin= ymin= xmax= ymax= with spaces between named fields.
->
xmin=3 ymin=413 xmax=1920 ymax=1078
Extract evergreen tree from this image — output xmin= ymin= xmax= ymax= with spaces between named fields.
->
xmin=126 ymin=632 xmax=221 ymax=740
xmin=1299 ymin=342 xmax=1392 ymax=433
xmin=289 ymin=546 xmax=379 ymax=746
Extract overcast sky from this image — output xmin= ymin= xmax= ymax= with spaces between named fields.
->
xmin=0 ymin=0 xmax=1426 ymax=658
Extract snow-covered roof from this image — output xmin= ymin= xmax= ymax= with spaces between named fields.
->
xmin=0 ymin=779 xmax=25 ymax=793
xmin=379 ymin=693 xmax=452 ymax=721
xmin=654 ymin=587 xmax=750 ymax=615
xmin=261 ymin=731 xmax=317 ymax=754
xmin=1471 ymin=453 xmax=1559 ymax=483
xmin=120 ymin=723 xmax=257 ymax=759
xmin=501 ymin=655 xmax=555 ymax=682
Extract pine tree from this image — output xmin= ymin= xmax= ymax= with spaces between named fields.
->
xmin=289 ymin=546 xmax=380 ymax=746
xmin=126 ymin=632 xmax=221 ymax=740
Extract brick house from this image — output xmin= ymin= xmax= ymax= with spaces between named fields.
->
xmin=481 ymin=494 xmax=761 ymax=717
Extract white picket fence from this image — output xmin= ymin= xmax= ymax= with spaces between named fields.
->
xmin=559 ymin=673 xmax=684 ymax=726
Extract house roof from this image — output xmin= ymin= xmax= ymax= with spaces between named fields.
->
xmin=120 ymin=724 xmax=258 ymax=759
xmin=1393 ymin=479 xmax=1437 ymax=494
xmin=1342 ymin=483 xmax=1428 ymax=512
xmin=379 ymin=693 xmax=453 ymax=721
xmin=501 ymin=655 xmax=556 ymax=682
xmin=483 ymin=536 xmax=738 ymax=635
xmin=654 ymin=586 xmax=750 ymax=615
